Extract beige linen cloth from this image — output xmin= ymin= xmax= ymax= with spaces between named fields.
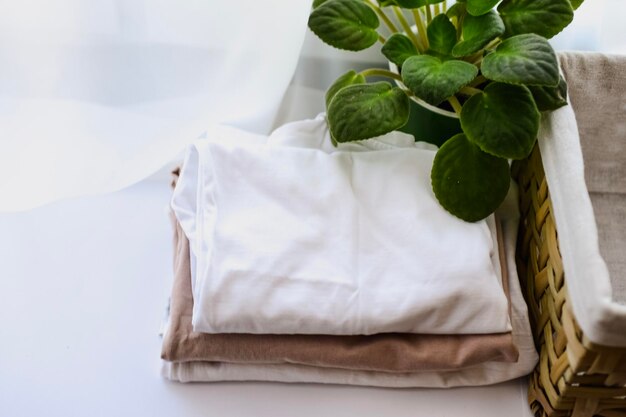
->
xmin=162 ymin=211 xmax=518 ymax=374
xmin=558 ymin=52 xmax=626 ymax=304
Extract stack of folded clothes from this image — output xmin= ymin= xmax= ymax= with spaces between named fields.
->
xmin=161 ymin=114 xmax=538 ymax=387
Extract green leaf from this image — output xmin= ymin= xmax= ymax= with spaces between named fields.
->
xmin=460 ymin=82 xmax=540 ymax=159
xmin=431 ymin=134 xmax=510 ymax=222
xmin=402 ymin=55 xmax=478 ymax=106
xmin=312 ymin=0 xmax=330 ymax=8
xmin=380 ymin=0 xmax=420 ymax=6
xmin=528 ymin=75 xmax=568 ymax=111
xmin=382 ymin=34 xmax=419 ymax=68
xmin=466 ymin=0 xmax=501 ymax=16
xmin=481 ymin=34 xmax=559 ymax=86
xmin=327 ymin=82 xmax=410 ymax=142
xmin=452 ymin=10 xmax=504 ymax=57
xmin=427 ymin=14 xmax=457 ymax=55
xmin=325 ymin=70 xmax=366 ymax=109
xmin=308 ymin=0 xmax=380 ymax=51
xmin=446 ymin=2 xmax=467 ymax=19
xmin=569 ymin=0 xmax=584 ymax=10
xmin=380 ymin=0 xmax=445 ymax=6
xmin=498 ymin=0 xmax=574 ymax=39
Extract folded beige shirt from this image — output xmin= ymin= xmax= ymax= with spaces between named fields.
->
xmin=162 ymin=212 xmax=518 ymax=373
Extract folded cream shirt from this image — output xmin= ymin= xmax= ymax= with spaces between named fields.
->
xmin=172 ymin=115 xmax=512 ymax=335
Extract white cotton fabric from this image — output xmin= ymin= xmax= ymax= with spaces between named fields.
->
xmin=171 ymin=125 xmax=267 ymax=293
xmin=162 ymin=191 xmax=537 ymax=386
xmin=538 ymin=103 xmax=626 ymax=347
xmin=172 ymin=115 xmax=511 ymax=336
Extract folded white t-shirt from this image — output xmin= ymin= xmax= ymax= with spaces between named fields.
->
xmin=172 ymin=115 xmax=512 ymax=335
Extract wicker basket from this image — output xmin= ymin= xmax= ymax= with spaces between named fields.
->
xmin=513 ymin=146 xmax=626 ymax=417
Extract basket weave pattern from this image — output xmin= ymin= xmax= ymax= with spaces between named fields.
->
xmin=513 ymin=145 xmax=626 ymax=417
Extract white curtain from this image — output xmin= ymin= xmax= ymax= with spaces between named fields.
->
xmin=0 ymin=0 xmax=621 ymax=211
xmin=0 ymin=0 xmax=310 ymax=211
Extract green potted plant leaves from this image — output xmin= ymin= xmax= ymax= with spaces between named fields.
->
xmin=308 ymin=0 xmax=581 ymax=222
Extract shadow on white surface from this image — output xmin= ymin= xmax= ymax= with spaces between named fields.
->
xmin=0 ymin=180 xmax=533 ymax=417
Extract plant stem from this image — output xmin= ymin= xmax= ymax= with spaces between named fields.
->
xmin=413 ymin=9 xmax=429 ymax=50
xmin=378 ymin=33 xmax=387 ymax=43
xmin=425 ymin=5 xmax=432 ymax=24
xmin=365 ymin=0 xmax=399 ymax=34
xmin=484 ymin=38 xmax=501 ymax=51
xmin=459 ymin=86 xmax=482 ymax=96
xmin=448 ymin=95 xmax=463 ymax=115
xmin=442 ymin=0 xmax=448 ymax=13
xmin=359 ymin=68 xmax=403 ymax=81
xmin=434 ymin=3 xmax=441 ymax=15
xmin=393 ymin=6 xmax=424 ymax=52
xmin=463 ymin=51 xmax=483 ymax=63
xmin=469 ymin=75 xmax=487 ymax=87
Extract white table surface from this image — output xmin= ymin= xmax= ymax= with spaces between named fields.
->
xmin=0 ymin=178 xmax=534 ymax=417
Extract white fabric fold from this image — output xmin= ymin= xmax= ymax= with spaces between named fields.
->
xmin=162 ymin=358 xmax=534 ymax=387
xmin=162 ymin=189 xmax=537 ymax=386
xmin=172 ymin=115 xmax=511 ymax=336
xmin=538 ymin=102 xmax=626 ymax=347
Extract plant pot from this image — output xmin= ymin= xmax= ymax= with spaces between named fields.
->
xmin=389 ymin=63 xmax=462 ymax=148
xmin=399 ymin=97 xmax=462 ymax=147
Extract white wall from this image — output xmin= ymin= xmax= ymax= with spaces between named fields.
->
xmin=552 ymin=0 xmax=626 ymax=54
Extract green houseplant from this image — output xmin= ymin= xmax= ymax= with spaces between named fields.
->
xmin=308 ymin=0 xmax=582 ymax=222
